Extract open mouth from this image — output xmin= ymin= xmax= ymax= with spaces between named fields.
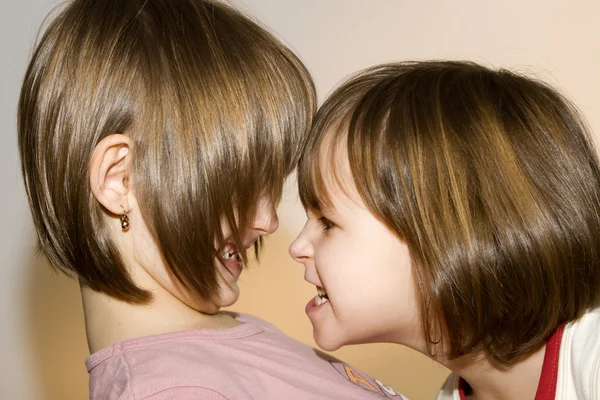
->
xmin=316 ymin=286 xmax=329 ymax=306
xmin=222 ymin=247 xmax=242 ymax=262
xmin=219 ymin=238 xmax=259 ymax=278
xmin=220 ymin=243 xmax=244 ymax=278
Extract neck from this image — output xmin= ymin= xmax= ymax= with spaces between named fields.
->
xmin=80 ymin=272 xmax=240 ymax=354
xmin=441 ymin=345 xmax=546 ymax=400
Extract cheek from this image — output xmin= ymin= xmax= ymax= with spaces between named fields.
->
xmin=316 ymin=235 xmax=363 ymax=284
xmin=316 ymin=236 xmax=378 ymax=307
xmin=323 ymin=233 xmax=417 ymax=322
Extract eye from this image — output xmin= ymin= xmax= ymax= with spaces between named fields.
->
xmin=318 ymin=216 xmax=335 ymax=231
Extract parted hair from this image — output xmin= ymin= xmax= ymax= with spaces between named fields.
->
xmin=18 ymin=0 xmax=315 ymax=303
xmin=298 ymin=60 xmax=600 ymax=364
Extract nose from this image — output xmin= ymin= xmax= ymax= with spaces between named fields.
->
xmin=252 ymin=197 xmax=279 ymax=235
xmin=289 ymin=223 xmax=313 ymax=263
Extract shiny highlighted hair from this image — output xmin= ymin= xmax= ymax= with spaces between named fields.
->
xmin=299 ymin=61 xmax=600 ymax=364
xmin=19 ymin=0 xmax=315 ymax=303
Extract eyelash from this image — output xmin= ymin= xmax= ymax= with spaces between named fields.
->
xmin=318 ymin=217 xmax=335 ymax=231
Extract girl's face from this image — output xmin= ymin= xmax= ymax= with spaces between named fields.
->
xmin=130 ymin=195 xmax=279 ymax=313
xmin=216 ymin=195 xmax=280 ymax=307
xmin=289 ymin=158 xmax=423 ymax=352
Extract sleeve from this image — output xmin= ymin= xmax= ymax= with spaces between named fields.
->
xmin=569 ymin=308 xmax=600 ymax=400
xmin=141 ymin=387 xmax=230 ymax=400
xmin=587 ymin=334 xmax=600 ymax=400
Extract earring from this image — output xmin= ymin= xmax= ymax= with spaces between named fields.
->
xmin=120 ymin=207 xmax=130 ymax=231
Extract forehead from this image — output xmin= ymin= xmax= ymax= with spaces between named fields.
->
xmin=310 ymin=129 xmax=365 ymax=212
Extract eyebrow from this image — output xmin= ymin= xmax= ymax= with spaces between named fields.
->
xmin=306 ymin=202 xmax=337 ymax=216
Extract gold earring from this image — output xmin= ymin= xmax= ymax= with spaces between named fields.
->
xmin=120 ymin=207 xmax=130 ymax=231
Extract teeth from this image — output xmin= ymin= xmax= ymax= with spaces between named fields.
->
xmin=316 ymin=286 xmax=328 ymax=306
xmin=223 ymin=250 xmax=241 ymax=261
xmin=315 ymin=294 xmax=329 ymax=306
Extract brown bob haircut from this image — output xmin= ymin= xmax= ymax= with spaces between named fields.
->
xmin=18 ymin=0 xmax=315 ymax=303
xmin=298 ymin=61 xmax=600 ymax=365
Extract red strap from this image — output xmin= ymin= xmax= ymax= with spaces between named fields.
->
xmin=534 ymin=325 xmax=564 ymax=400
xmin=458 ymin=377 xmax=471 ymax=400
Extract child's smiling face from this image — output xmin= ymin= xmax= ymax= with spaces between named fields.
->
xmin=289 ymin=148 xmax=423 ymax=352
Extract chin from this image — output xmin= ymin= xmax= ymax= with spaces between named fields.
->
xmin=185 ymin=296 xmax=220 ymax=314
xmin=219 ymin=297 xmax=238 ymax=308
xmin=217 ymin=285 xmax=240 ymax=308
xmin=313 ymin=328 xmax=345 ymax=352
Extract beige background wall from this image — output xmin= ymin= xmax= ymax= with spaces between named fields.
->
xmin=2 ymin=1 xmax=599 ymax=399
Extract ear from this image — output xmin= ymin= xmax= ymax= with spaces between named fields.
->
xmin=90 ymin=134 xmax=134 ymax=215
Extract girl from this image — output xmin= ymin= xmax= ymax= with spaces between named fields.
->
xmin=18 ymin=0 xmax=405 ymax=399
xmin=290 ymin=61 xmax=600 ymax=400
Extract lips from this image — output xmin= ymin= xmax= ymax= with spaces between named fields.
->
xmin=219 ymin=238 xmax=259 ymax=279
xmin=305 ymin=284 xmax=330 ymax=316
xmin=221 ymin=243 xmax=243 ymax=278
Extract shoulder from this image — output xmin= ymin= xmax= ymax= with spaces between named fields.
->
xmin=89 ymin=383 xmax=230 ymax=400
xmin=139 ymin=387 xmax=230 ymax=400
xmin=88 ymin=339 xmax=239 ymax=400
xmin=559 ymin=308 xmax=600 ymax=399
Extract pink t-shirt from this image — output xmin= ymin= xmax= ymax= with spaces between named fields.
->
xmin=86 ymin=313 xmax=407 ymax=400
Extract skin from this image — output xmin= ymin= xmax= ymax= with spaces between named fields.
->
xmin=84 ymin=134 xmax=278 ymax=353
xmin=289 ymin=144 xmax=546 ymax=400
xmin=289 ymin=179 xmax=421 ymax=352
